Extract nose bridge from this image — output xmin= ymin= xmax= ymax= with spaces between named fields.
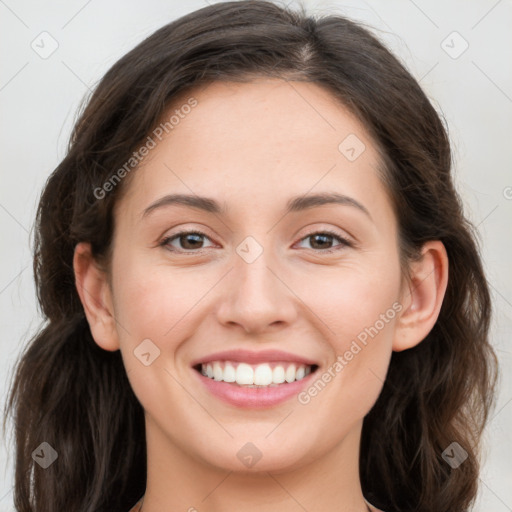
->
xmin=236 ymin=236 xmax=277 ymax=296
xmin=216 ymin=234 xmax=296 ymax=333
xmin=235 ymin=233 xmax=283 ymax=306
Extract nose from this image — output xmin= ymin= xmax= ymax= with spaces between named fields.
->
xmin=215 ymin=243 xmax=298 ymax=335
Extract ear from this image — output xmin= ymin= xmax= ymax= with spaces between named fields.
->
xmin=73 ymin=241 xmax=120 ymax=351
xmin=393 ymin=240 xmax=449 ymax=352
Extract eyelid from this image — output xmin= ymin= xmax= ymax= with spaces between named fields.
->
xmin=160 ymin=225 xmax=354 ymax=254
xmin=159 ymin=229 xmax=215 ymax=252
xmin=294 ymin=228 xmax=353 ymax=251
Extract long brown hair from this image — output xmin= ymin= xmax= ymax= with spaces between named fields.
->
xmin=3 ymin=1 xmax=498 ymax=511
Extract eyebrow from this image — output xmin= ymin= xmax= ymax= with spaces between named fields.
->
xmin=141 ymin=192 xmax=372 ymax=220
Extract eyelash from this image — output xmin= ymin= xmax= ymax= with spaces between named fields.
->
xmin=159 ymin=229 xmax=353 ymax=254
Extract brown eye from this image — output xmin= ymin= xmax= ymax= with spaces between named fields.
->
xmin=161 ymin=231 xmax=214 ymax=252
xmin=297 ymin=231 xmax=352 ymax=252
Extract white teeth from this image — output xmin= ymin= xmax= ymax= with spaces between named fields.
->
xmin=236 ymin=363 xmax=254 ymax=385
xmin=200 ymin=361 xmax=313 ymax=386
xmin=285 ymin=364 xmax=296 ymax=383
xmin=223 ymin=363 xmax=236 ymax=382
xmin=272 ymin=366 xmax=285 ymax=384
xmin=254 ymin=364 xmax=273 ymax=385
xmin=213 ymin=362 xmax=223 ymax=381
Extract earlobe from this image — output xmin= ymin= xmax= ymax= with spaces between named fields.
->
xmin=393 ymin=240 xmax=449 ymax=352
xmin=73 ymin=242 xmax=120 ymax=352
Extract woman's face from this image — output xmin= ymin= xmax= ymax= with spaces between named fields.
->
xmin=106 ymin=79 xmax=406 ymax=473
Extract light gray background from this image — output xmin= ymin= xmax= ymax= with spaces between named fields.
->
xmin=1 ymin=0 xmax=511 ymax=510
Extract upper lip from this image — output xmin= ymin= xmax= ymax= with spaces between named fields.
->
xmin=191 ymin=349 xmax=319 ymax=367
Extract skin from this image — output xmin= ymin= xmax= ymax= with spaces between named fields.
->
xmin=74 ymin=79 xmax=448 ymax=512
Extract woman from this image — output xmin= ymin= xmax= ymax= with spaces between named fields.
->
xmin=3 ymin=1 xmax=498 ymax=511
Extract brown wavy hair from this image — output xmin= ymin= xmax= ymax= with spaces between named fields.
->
xmin=2 ymin=1 xmax=498 ymax=511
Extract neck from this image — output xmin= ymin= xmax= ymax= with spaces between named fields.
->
xmin=138 ymin=417 xmax=373 ymax=512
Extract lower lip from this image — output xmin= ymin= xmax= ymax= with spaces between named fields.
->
xmin=193 ymin=367 xmax=317 ymax=408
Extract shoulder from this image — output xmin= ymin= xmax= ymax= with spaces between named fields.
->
xmin=127 ymin=499 xmax=143 ymax=512
xmin=366 ymin=500 xmax=386 ymax=512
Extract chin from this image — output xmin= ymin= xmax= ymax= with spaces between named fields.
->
xmin=198 ymin=437 xmax=314 ymax=475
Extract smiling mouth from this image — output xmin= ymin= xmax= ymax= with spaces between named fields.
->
xmin=193 ymin=361 xmax=319 ymax=387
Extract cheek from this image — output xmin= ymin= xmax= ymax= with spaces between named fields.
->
xmin=109 ymin=251 xmax=193 ymax=352
xmin=309 ymin=264 xmax=400 ymax=347
xmin=300 ymin=265 xmax=400 ymax=409
xmin=111 ymin=262 xmax=207 ymax=410
xmin=111 ymin=253 xmax=226 ymax=379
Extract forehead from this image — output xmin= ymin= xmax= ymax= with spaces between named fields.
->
xmin=115 ymin=79 xmax=390 ymax=225
xmin=167 ymin=78 xmax=371 ymax=149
